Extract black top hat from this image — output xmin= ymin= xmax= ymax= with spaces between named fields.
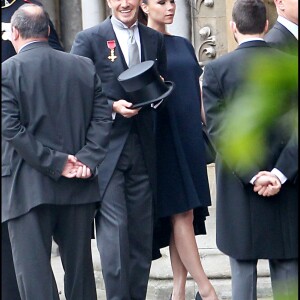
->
xmin=118 ymin=60 xmax=174 ymax=109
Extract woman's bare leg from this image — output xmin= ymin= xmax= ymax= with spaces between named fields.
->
xmin=169 ymin=233 xmax=187 ymax=300
xmin=170 ymin=210 xmax=218 ymax=300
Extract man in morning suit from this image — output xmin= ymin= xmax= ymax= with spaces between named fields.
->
xmin=265 ymin=0 xmax=298 ymax=55
xmin=1 ymin=1 xmax=64 ymax=299
xmin=202 ymin=0 xmax=298 ymax=299
xmin=2 ymin=4 xmax=112 ymax=299
xmin=71 ymin=0 xmax=167 ymax=298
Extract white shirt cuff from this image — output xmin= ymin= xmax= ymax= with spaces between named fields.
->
xmin=271 ymin=168 xmax=287 ymax=184
xmin=250 ymin=175 xmax=257 ymax=185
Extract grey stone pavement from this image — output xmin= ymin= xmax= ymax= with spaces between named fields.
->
xmin=51 ymin=241 xmax=273 ymax=300
xmin=51 ymin=165 xmax=274 ymax=299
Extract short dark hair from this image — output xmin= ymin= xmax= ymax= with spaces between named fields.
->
xmin=232 ymin=0 xmax=267 ymax=34
xmin=11 ymin=3 xmax=49 ymax=39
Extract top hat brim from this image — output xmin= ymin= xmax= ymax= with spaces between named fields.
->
xmin=131 ymin=81 xmax=174 ymax=109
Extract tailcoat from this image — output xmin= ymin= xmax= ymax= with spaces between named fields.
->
xmin=71 ymin=17 xmax=167 ymax=200
xmin=202 ymin=40 xmax=298 ymax=260
xmin=70 ymin=17 xmax=167 ymax=299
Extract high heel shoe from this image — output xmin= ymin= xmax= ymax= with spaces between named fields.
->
xmin=195 ymin=292 xmax=203 ymax=300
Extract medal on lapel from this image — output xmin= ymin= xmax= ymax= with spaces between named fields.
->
xmin=107 ymin=40 xmax=117 ymax=62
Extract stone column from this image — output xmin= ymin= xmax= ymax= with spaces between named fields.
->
xmin=39 ymin=0 xmax=61 ymax=39
xmin=39 ymin=0 xmax=56 ymax=23
xmin=167 ymin=0 xmax=191 ymax=39
xmin=81 ymin=0 xmax=106 ymax=30
xmin=225 ymin=0 xmax=236 ymax=52
xmin=59 ymin=0 xmax=82 ymax=52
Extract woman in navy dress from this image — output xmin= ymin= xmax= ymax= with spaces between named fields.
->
xmin=140 ymin=1 xmax=218 ymax=300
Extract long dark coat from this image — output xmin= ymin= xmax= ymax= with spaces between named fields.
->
xmin=202 ymin=40 xmax=298 ymax=260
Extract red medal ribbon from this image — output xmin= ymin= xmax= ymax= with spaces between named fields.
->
xmin=107 ymin=40 xmax=116 ymax=50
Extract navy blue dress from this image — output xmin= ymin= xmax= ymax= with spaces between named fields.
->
xmin=153 ymin=35 xmax=212 ymax=258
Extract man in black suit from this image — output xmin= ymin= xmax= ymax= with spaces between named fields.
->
xmin=1 ymin=1 xmax=64 ymax=299
xmin=202 ymin=0 xmax=298 ymax=299
xmin=265 ymin=0 xmax=298 ymax=55
xmin=71 ymin=0 xmax=167 ymax=298
xmin=2 ymin=3 xmax=112 ymax=299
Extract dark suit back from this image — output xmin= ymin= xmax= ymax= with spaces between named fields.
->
xmin=2 ymin=42 xmax=112 ymax=222
xmin=202 ymin=41 xmax=298 ymax=259
xmin=71 ymin=17 xmax=167 ymax=198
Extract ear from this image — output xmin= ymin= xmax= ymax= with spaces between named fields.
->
xmin=275 ymin=0 xmax=285 ymax=10
xmin=264 ymin=20 xmax=269 ymax=34
xmin=11 ymin=26 xmax=19 ymax=41
xmin=106 ymin=0 xmax=112 ymax=9
xmin=229 ymin=20 xmax=236 ymax=33
xmin=140 ymin=2 xmax=149 ymax=14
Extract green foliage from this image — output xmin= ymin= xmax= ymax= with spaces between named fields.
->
xmin=273 ymin=279 xmax=298 ymax=300
xmin=218 ymin=52 xmax=298 ymax=171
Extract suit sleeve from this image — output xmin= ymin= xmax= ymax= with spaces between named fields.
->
xmin=75 ymin=70 xmax=113 ymax=174
xmin=2 ymin=64 xmax=67 ymax=181
xmin=275 ymin=128 xmax=298 ymax=183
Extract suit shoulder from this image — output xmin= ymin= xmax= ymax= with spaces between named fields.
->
xmin=205 ymin=51 xmax=234 ymax=68
xmin=265 ymin=27 xmax=284 ymax=42
xmin=68 ymin=52 xmax=94 ymax=66
xmin=75 ymin=23 xmax=102 ymax=38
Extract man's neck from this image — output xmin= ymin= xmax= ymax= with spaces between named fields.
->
xmin=17 ymin=38 xmax=47 ymax=53
xmin=237 ymin=33 xmax=264 ymax=45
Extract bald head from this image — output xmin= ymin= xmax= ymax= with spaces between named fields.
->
xmin=274 ymin=0 xmax=298 ymax=25
xmin=11 ymin=3 xmax=50 ymax=40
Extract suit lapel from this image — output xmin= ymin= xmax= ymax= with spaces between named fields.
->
xmin=100 ymin=17 xmax=128 ymax=78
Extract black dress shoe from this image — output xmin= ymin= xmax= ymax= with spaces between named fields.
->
xmin=195 ymin=292 xmax=203 ymax=300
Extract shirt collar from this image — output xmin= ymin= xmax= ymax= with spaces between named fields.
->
xmin=239 ymin=37 xmax=264 ymax=45
xmin=111 ymin=16 xmax=138 ymax=30
xmin=277 ymin=16 xmax=298 ymax=40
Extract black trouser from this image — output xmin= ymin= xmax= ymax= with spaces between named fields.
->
xmin=8 ymin=203 xmax=97 ymax=300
